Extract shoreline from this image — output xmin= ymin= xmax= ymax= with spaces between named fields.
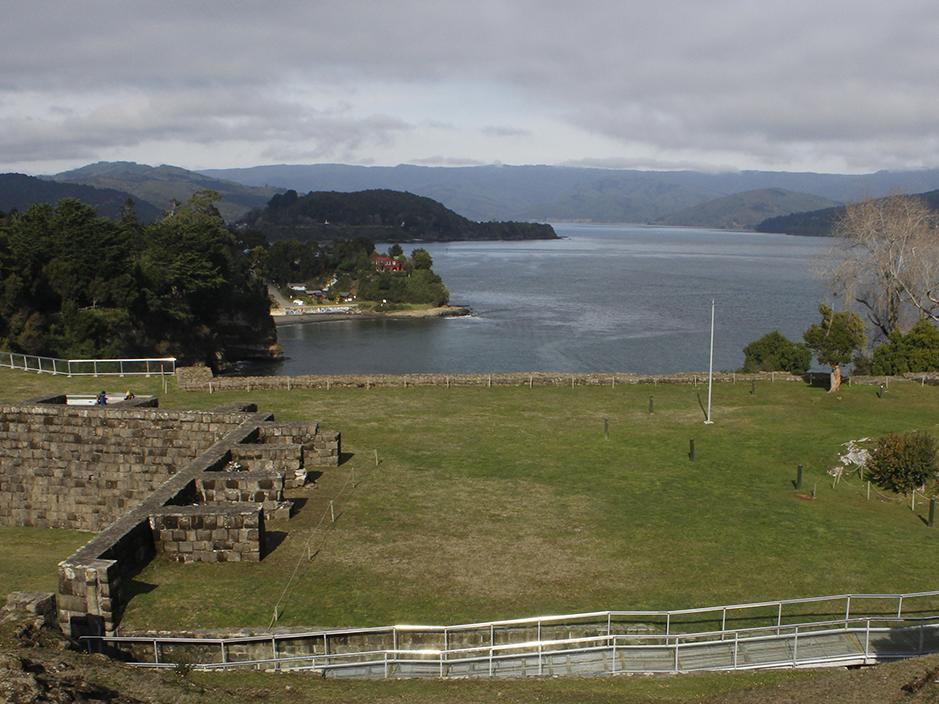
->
xmin=271 ymin=304 xmax=472 ymax=326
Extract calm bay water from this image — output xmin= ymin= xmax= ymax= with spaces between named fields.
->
xmin=260 ymin=224 xmax=833 ymax=375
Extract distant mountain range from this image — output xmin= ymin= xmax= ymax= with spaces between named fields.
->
xmin=241 ymin=189 xmax=557 ymax=242
xmin=49 ymin=162 xmax=279 ymax=222
xmin=756 ymin=188 xmax=939 ymax=236
xmin=655 ymin=188 xmax=839 ymax=230
xmin=6 ymin=160 xmax=939 ymax=234
xmin=202 ymin=163 xmax=939 ymax=225
xmin=0 ymin=173 xmax=162 ymax=222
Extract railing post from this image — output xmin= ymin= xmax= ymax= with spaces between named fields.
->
xmin=777 ymin=602 xmax=783 ymax=635
xmin=666 ymin=613 xmax=670 ymax=637
xmin=272 ymin=637 xmax=278 ymax=672
xmin=674 ymin=638 xmax=679 ymax=672
xmin=221 ymin=641 xmax=227 ymax=664
xmin=489 ymin=625 xmax=494 ymax=677
xmin=792 ymin=626 xmax=798 ymax=665
xmin=611 ymin=635 xmax=616 ymax=673
xmin=538 ymin=642 xmax=543 ymax=676
xmin=384 ymin=651 xmax=389 ymax=678
xmin=845 ymin=596 xmax=851 ymax=626
xmin=119 ymin=360 xmax=124 ymax=377
xmin=721 ymin=608 xmax=727 ymax=640
xmin=898 ymin=596 xmax=904 ymax=619
xmin=733 ymin=632 xmax=738 ymax=669
xmin=93 ymin=360 xmax=98 ymax=377
xmin=865 ymin=620 xmax=870 ymax=659
xmin=153 ymin=639 xmax=160 ymax=664
xmin=920 ymin=624 xmax=925 ymax=653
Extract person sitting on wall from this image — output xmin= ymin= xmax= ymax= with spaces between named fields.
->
xmin=124 ymin=389 xmax=135 ymax=400
xmin=96 ymin=390 xmax=107 ymax=406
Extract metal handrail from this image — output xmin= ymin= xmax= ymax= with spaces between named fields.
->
xmin=92 ymin=588 xmax=939 ymax=650
xmin=0 ymin=351 xmax=175 ymax=376
xmin=90 ymin=620 xmax=939 ymax=675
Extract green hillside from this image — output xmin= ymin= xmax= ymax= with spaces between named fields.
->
xmin=757 ymin=189 xmax=939 ymax=236
xmin=52 ymin=161 xmax=280 ymax=223
xmin=241 ymin=188 xmax=558 ymax=242
xmin=0 ymin=172 xmax=161 ymax=222
xmin=656 ymin=188 xmax=839 ymax=230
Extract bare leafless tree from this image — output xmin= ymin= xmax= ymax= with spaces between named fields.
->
xmin=829 ymin=194 xmax=939 ymax=340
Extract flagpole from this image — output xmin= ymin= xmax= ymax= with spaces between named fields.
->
xmin=705 ymin=298 xmax=715 ymax=424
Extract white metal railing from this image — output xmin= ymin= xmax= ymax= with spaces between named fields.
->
xmin=0 ymin=351 xmax=175 ymax=377
xmin=82 ymin=589 xmax=939 ymax=678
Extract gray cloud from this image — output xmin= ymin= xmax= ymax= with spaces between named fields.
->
xmin=1 ymin=0 xmax=938 ymax=171
xmin=409 ymin=156 xmax=488 ymax=166
xmin=481 ymin=125 xmax=531 ymax=138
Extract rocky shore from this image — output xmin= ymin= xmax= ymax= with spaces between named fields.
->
xmin=272 ymin=304 xmax=471 ymax=326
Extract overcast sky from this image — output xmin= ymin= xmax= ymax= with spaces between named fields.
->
xmin=2 ymin=0 xmax=938 ymax=175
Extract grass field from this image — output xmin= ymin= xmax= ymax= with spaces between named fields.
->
xmin=3 ymin=369 xmax=939 ymax=633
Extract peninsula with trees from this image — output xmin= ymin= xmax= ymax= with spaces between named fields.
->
xmin=238 ymin=188 xmax=558 ymax=243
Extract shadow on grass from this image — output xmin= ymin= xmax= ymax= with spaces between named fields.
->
xmin=264 ymin=531 xmax=288 ymax=556
xmin=338 ymin=451 xmax=354 ymax=466
xmin=123 ymin=578 xmax=157 ymax=601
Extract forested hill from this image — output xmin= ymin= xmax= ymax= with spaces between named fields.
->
xmin=51 ymin=161 xmax=279 ymax=223
xmin=240 ymin=189 xmax=558 ymax=242
xmin=756 ymin=189 xmax=939 ymax=236
xmin=0 ymin=173 xmax=161 ymax=222
xmin=655 ymin=188 xmax=838 ymax=230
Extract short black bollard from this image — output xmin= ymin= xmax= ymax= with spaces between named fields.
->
xmin=648 ymin=396 xmax=654 ymax=414
xmin=930 ymin=497 xmax=936 ymax=528
xmin=796 ymin=464 xmax=803 ymax=490
xmin=688 ymin=438 xmax=695 ymax=461
xmin=877 ymin=383 xmax=885 ymax=399
xmin=603 ymin=416 xmax=609 ymax=440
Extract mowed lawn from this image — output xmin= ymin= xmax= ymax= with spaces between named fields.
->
xmin=3 ymin=369 xmax=939 ymax=631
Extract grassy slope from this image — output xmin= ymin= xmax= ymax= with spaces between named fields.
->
xmin=3 ymin=369 xmax=939 ymax=632
xmin=7 ymin=369 xmax=939 ymax=701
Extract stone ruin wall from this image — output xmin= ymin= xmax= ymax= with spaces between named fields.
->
xmin=0 ymin=403 xmax=251 ymax=531
xmin=0 ymin=399 xmax=340 ymax=637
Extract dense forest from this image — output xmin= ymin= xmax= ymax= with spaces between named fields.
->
xmin=239 ymin=189 xmax=558 ymax=243
xmin=0 ymin=192 xmax=279 ymax=367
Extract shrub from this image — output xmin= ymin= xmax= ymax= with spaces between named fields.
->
xmin=871 ymin=319 xmax=939 ymax=375
xmin=865 ymin=431 xmax=938 ymax=493
xmin=741 ymin=331 xmax=811 ymax=373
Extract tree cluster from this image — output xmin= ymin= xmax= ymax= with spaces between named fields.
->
xmin=741 ymin=330 xmax=811 ymax=374
xmin=0 ymin=193 xmax=276 ymax=366
xmin=263 ymin=237 xmax=449 ymax=307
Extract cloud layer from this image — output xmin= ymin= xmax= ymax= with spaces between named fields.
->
xmin=1 ymin=0 xmax=937 ymax=172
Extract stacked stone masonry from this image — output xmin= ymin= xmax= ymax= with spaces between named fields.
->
xmin=150 ymin=505 xmax=263 ymax=563
xmin=0 ymin=398 xmax=340 ymax=637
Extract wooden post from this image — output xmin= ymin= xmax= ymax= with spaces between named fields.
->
xmin=488 ymin=374 xmax=492 ymax=388
xmin=648 ymin=396 xmax=654 ymax=414
xmin=603 ymin=417 xmax=609 ymax=440
xmin=571 ymin=375 xmax=575 ymax=389
xmin=374 ymin=449 xmax=379 ymax=466
xmin=867 ymin=481 xmax=871 ymax=500
xmin=529 ymin=375 xmax=533 ymax=390
xmin=930 ymin=497 xmax=936 ymax=527
xmin=796 ymin=464 xmax=803 ymax=490
xmin=750 ymin=379 xmax=755 ymax=395
xmin=688 ymin=439 xmax=695 ymax=461
xmin=330 ymin=500 xmax=335 ymax=523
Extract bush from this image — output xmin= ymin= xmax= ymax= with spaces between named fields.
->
xmin=741 ymin=331 xmax=811 ymax=373
xmin=865 ymin=431 xmax=937 ymax=493
xmin=871 ymin=319 xmax=939 ymax=375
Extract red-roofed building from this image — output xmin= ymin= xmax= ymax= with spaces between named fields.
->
xmin=372 ymin=254 xmax=403 ymax=272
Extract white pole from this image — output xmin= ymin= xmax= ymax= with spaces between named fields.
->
xmin=705 ymin=299 xmax=715 ymax=424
